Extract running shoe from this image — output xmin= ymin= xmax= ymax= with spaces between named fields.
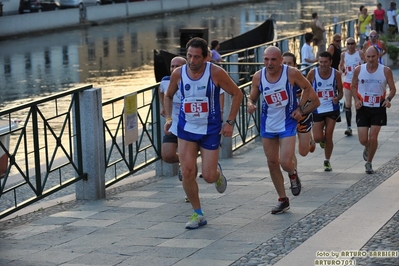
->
xmin=215 ymin=163 xmax=227 ymax=193
xmin=178 ymin=166 xmax=182 ymax=182
xmin=319 ymin=140 xmax=325 ymax=149
xmin=344 ymin=127 xmax=352 ymax=136
xmin=271 ymin=197 xmax=290 ymax=214
xmin=185 ymin=213 xmax=207 ymax=229
xmin=289 ymin=170 xmax=301 ymax=196
xmin=324 ymin=160 xmax=332 ymax=172
xmin=185 ymin=197 xmax=190 ymax=203
xmin=363 ymin=147 xmax=368 ymax=162
xmin=309 ymin=138 xmax=316 ymax=153
xmin=365 ymin=162 xmax=374 ymax=174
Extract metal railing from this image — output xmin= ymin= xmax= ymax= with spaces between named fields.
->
xmin=0 ymin=85 xmax=91 ymax=219
xmin=101 ymin=84 xmax=163 ymax=188
xmin=221 ymin=17 xmax=358 ymax=81
xmin=0 ymin=17 xmax=358 ymax=219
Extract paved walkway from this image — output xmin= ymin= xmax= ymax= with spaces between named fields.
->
xmin=1 ymin=70 xmax=399 ymax=266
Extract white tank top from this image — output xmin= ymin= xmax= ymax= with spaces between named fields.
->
xmin=357 ymin=64 xmax=387 ymax=108
xmin=259 ymin=65 xmax=297 ymax=133
xmin=178 ymin=62 xmax=222 ymax=134
xmin=312 ymin=68 xmax=339 ymax=113
xmin=344 ymin=50 xmax=362 ymax=83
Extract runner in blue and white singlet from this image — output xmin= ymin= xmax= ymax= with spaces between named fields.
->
xmin=248 ymin=46 xmax=320 ymax=215
xmin=306 ymin=51 xmax=343 ymax=172
xmin=177 ymin=62 xmax=222 ymax=136
xmin=164 ymin=37 xmax=243 ymax=229
xmin=258 ymin=64 xmax=298 ymax=137
xmin=311 ymin=67 xmax=340 ymax=114
xmin=282 ymin=51 xmax=317 ymax=159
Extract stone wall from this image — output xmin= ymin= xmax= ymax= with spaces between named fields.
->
xmin=0 ymin=0 xmax=255 ymax=38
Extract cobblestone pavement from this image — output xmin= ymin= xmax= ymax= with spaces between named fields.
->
xmin=231 ymin=155 xmax=399 ymax=266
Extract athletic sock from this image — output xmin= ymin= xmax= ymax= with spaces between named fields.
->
xmin=345 ymin=107 xmax=352 ymax=127
xmin=194 ymin=208 xmax=203 ymax=216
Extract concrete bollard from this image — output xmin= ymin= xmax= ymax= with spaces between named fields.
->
xmin=220 ymin=91 xmax=233 ymax=159
xmin=229 ymin=54 xmax=239 ymax=84
xmin=155 ymin=89 xmax=178 ymax=178
xmin=74 ymin=88 xmax=106 ymax=200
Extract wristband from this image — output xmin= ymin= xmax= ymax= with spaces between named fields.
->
xmin=166 ymin=117 xmax=172 ymax=122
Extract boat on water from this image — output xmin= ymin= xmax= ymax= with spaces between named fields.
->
xmin=153 ymin=15 xmax=277 ymax=82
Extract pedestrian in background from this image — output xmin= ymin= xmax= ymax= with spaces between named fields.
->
xmin=350 ymin=46 xmax=396 ymax=174
xmin=210 ymin=39 xmax=225 ymax=64
xmin=387 ymin=2 xmax=397 ymax=34
xmin=327 ymin=33 xmax=342 ymax=70
xmin=357 ymin=7 xmax=373 ymax=48
xmin=374 ymin=3 xmax=386 ymax=34
xmin=301 ymin=32 xmax=318 ymax=75
xmin=310 ymin=12 xmax=326 ymax=55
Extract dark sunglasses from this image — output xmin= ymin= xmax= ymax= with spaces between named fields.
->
xmin=347 ymin=42 xmax=355 ymax=45
xmin=370 ymin=35 xmax=378 ymax=38
xmin=335 ymin=39 xmax=341 ymax=42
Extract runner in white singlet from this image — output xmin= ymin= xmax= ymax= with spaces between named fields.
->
xmin=351 ymin=46 xmax=396 ymax=174
xmin=339 ymin=37 xmax=365 ymax=137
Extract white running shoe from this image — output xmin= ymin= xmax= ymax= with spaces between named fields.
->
xmin=215 ymin=163 xmax=227 ymax=193
xmin=185 ymin=213 xmax=207 ymax=229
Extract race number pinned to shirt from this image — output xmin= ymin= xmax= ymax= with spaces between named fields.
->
xmin=346 ymin=65 xmax=353 ymax=73
xmin=183 ymin=97 xmax=209 ymax=121
xmin=317 ymin=87 xmax=334 ymax=101
xmin=363 ymin=92 xmax=381 ymax=107
xmin=263 ymin=87 xmax=288 ymax=107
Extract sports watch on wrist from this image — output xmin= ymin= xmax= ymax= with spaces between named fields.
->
xmin=226 ymin=120 xmax=234 ymax=126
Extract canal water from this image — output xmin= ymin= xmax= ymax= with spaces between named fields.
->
xmin=0 ymin=0 xmax=377 ymax=109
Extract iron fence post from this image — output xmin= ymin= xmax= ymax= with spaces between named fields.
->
xmin=31 ymin=105 xmax=42 ymax=195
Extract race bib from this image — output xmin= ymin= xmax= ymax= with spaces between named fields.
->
xmin=317 ymin=87 xmax=334 ymax=101
xmin=263 ymin=87 xmax=288 ymax=108
xmin=346 ymin=65 xmax=352 ymax=72
xmin=363 ymin=92 xmax=381 ymax=107
xmin=183 ymin=97 xmax=209 ymax=120
xmin=345 ymin=64 xmax=356 ymax=80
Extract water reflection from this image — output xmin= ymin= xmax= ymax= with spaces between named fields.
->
xmin=0 ymin=0 xmax=376 ymax=108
